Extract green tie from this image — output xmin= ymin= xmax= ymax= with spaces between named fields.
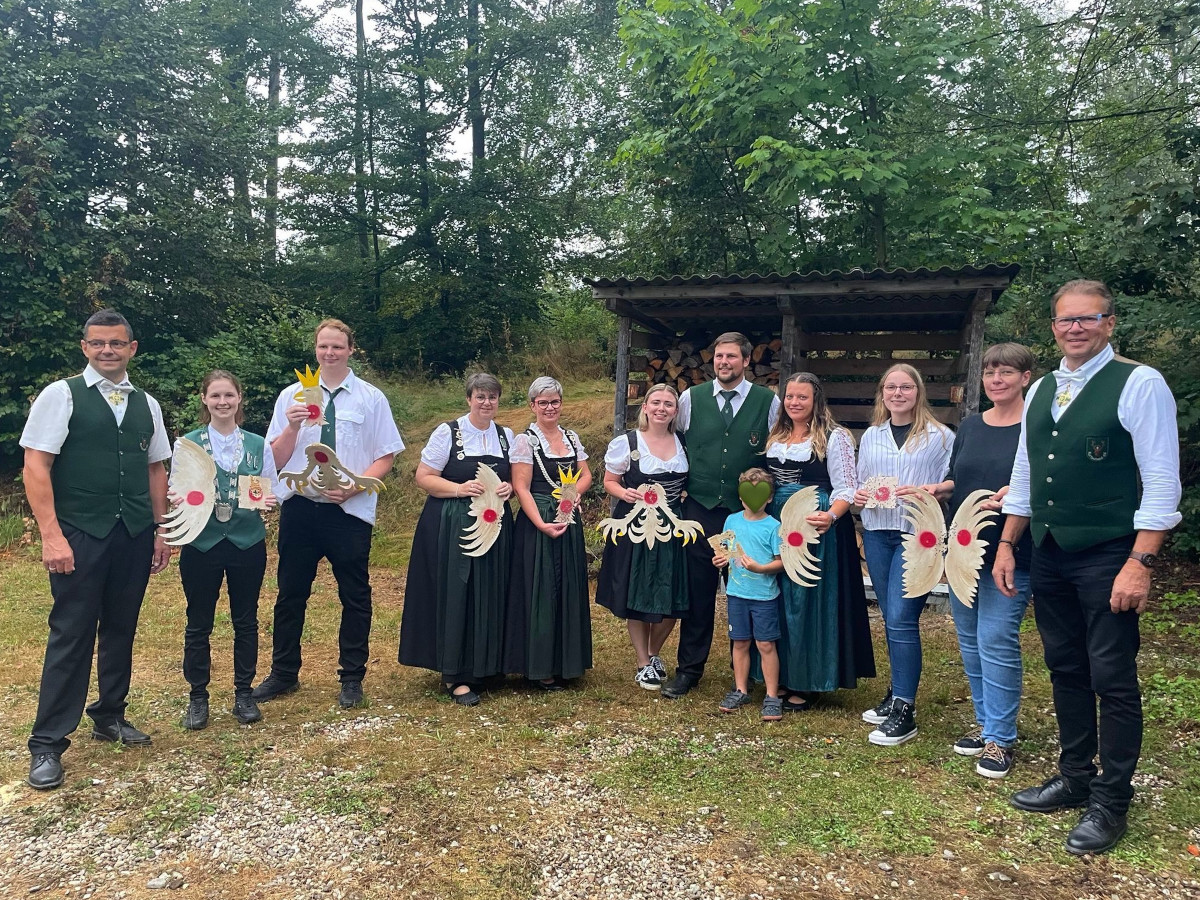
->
xmin=321 ymin=387 xmax=344 ymax=449
xmin=719 ymin=389 xmax=737 ymax=426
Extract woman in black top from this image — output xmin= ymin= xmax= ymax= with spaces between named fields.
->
xmin=924 ymin=343 xmax=1035 ymax=778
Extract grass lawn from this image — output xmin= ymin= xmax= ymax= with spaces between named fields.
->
xmin=1 ymin=374 xmax=1199 ymax=898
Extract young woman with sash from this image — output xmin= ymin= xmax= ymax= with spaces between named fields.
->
xmin=595 ymin=384 xmax=690 ymax=691
xmin=399 ymin=373 xmax=516 ymax=707
xmin=174 ymin=371 xmax=278 ymax=731
xmin=763 ymin=373 xmax=874 ymax=711
xmin=506 ymin=376 xmax=593 ymax=690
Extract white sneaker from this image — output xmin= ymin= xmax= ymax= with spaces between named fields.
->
xmin=635 ymin=665 xmax=662 ymax=691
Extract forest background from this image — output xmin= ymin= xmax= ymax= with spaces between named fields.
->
xmin=2 ymin=0 xmax=1199 ymax=549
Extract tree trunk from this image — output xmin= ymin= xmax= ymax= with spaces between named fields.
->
xmin=353 ymin=0 xmax=370 ymax=265
xmin=264 ymin=29 xmax=281 ymax=265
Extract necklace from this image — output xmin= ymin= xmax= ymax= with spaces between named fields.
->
xmin=197 ymin=427 xmax=244 ymax=523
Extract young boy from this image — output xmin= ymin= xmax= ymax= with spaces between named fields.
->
xmin=712 ymin=468 xmax=785 ymax=722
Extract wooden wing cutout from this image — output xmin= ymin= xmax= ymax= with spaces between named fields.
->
xmin=460 ymin=463 xmax=504 ymax=557
xmin=901 ymin=489 xmax=997 ymax=604
xmin=162 ymin=438 xmax=217 ymax=546
xmin=778 ymin=485 xmax=822 ymax=587
xmin=597 ymin=483 xmax=704 ymax=549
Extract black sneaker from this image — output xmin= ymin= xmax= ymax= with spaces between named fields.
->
xmin=338 ymin=680 xmax=365 ymax=709
xmin=181 ymin=698 xmax=209 ymax=731
xmin=862 ymin=688 xmax=894 ymax=725
xmin=251 ymin=673 xmax=299 ymax=702
xmin=976 ymin=741 xmax=1014 ymax=779
xmin=719 ymin=689 xmax=752 ymax=713
xmin=231 ymin=693 xmax=262 ymax=724
xmin=953 ymin=728 xmax=985 ymax=756
xmin=868 ymin=699 xmax=917 ymax=746
xmin=634 ymin=664 xmax=661 ymax=691
xmin=650 ymin=655 xmax=667 ymax=680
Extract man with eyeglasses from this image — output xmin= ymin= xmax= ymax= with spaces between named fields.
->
xmin=20 ymin=309 xmax=173 ymax=790
xmin=994 ymin=279 xmax=1181 ymax=855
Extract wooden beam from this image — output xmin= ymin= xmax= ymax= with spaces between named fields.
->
xmin=604 ymin=299 xmax=676 ymax=337
xmin=829 ymin=404 xmax=961 ymax=426
xmin=636 ymin=305 xmax=780 ymax=320
xmin=629 ymin=329 xmax=670 ymax=351
xmin=804 ymin=356 xmax=960 ymax=377
xmin=821 ymin=381 xmax=959 ymax=401
xmin=960 ymin=288 xmax=991 ymax=416
xmin=613 ymin=316 xmax=632 ymax=438
xmin=592 ymin=275 xmax=1014 ymax=302
xmin=800 ymin=332 xmax=963 ymax=352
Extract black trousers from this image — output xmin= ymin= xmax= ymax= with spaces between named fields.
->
xmin=1031 ymin=533 xmax=1141 ymax=814
xmin=179 ymin=540 xmax=266 ymax=699
xmin=675 ymin=499 xmax=737 ymax=679
xmin=29 ymin=522 xmax=154 ymax=755
xmin=270 ymin=496 xmax=373 ymax=683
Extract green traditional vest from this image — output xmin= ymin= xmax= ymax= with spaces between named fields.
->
xmin=1027 ymin=358 xmax=1139 ymax=552
xmin=52 ymin=375 xmax=154 ymax=539
xmin=182 ymin=428 xmax=268 ymax=551
xmin=685 ymin=381 xmax=774 ymax=510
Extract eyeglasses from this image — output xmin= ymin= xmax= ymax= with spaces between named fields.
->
xmin=983 ymin=368 xmax=1023 ymax=379
xmin=882 ymin=384 xmax=916 ymax=394
xmin=1050 ymin=313 xmax=1111 ymax=331
xmin=533 ymin=399 xmax=562 ymax=409
xmin=84 ymin=339 xmax=130 ymax=350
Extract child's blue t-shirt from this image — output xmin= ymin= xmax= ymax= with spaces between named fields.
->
xmin=722 ymin=511 xmax=783 ymax=601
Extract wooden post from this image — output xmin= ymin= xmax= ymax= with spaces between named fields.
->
xmin=613 ymin=315 xmax=632 ymax=437
xmin=961 ymin=288 xmax=991 ymax=416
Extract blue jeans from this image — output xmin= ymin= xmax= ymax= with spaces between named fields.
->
xmin=950 ymin=570 xmax=1030 ymax=747
xmin=861 ymin=529 xmax=926 ymax=705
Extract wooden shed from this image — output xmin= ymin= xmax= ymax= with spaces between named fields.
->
xmin=587 ymin=264 xmax=1022 ymax=437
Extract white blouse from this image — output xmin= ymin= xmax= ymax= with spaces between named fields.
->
xmin=857 ymin=422 xmax=954 ymax=532
xmin=604 ymin=431 xmax=688 ymax=476
xmin=765 ymin=427 xmax=857 ymax=504
xmin=420 ymin=416 xmax=516 ymax=472
xmin=510 ymin=422 xmax=589 ymax=465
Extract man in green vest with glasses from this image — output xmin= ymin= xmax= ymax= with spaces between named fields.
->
xmin=21 ymin=309 xmax=173 ymax=791
xmin=995 ymin=279 xmax=1181 ymax=855
xmin=661 ymin=332 xmax=780 ymax=699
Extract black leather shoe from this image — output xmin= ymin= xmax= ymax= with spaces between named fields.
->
xmin=661 ymin=672 xmax=699 ymax=700
xmin=251 ymin=673 xmax=300 ymax=702
xmin=92 ymin=719 xmax=151 ymax=745
xmin=338 ymin=680 xmax=365 ymax=709
xmin=231 ymin=694 xmax=262 ymax=724
xmin=181 ymin=698 xmax=209 ymax=731
xmin=529 ymin=678 xmax=566 ymax=692
xmin=1065 ymin=804 xmax=1128 ymax=855
xmin=28 ymin=752 xmax=64 ymax=790
xmin=1010 ymin=774 xmax=1091 ymax=813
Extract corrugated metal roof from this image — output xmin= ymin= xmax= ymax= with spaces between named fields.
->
xmin=584 ymin=263 xmax=1020 ymax=290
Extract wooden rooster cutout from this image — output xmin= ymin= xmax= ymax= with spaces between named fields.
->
xmin=901 ymin=489 xmax=998 ymax=605
xmin=460 ymin=463 xmax=505 ymax=557
xmin=279 ymin=443 xmax=385 ymax=495
xmin=597 ymin=483 xmax=704 ymax=549
xmin=777 ymin=485 xmax=823 ymax=587
xmin=162 ymin=438 xmax=217 ymax=546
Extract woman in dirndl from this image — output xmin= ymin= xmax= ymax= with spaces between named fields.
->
xmin=763 ymin=372 xmax=874 ymax=711
xmin=595 ymin=383 xmax=690 ymax=691
xmin=506 ymin=376 xmax=593 ymax=690
xmin=399 ymin=373 xmax=516 ymax=706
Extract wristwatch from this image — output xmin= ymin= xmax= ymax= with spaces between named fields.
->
xmin=1128 ymin=551 xmax=1157 ymax=569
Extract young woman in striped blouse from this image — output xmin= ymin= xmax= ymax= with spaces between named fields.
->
xmin=853 ymin=363 xmax=954 ymax=747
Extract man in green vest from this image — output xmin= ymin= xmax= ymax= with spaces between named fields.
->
xmin=994 ymin=280 xmax=1181 ymax=855
xmin=661 ymin=332 xmax=780 ymax=698
xmin=20 ymin=309 xmax=173 ymax=791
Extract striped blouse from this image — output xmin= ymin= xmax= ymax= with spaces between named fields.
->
xmin=856 ymin=422 xmax=954 ymax=532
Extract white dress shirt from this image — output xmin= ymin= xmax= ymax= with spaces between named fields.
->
xmin=421 ymin=416 xmax=516 ymax=471
xmin=675 ymin=377 xmax=781 ymax=433
xmin=765 ymin=428 xmax=857 ymax=504
xmin=509 ymin=423 xmax=589 ymax=465
xmin=267 ymin=369 xmax=404 ymax=525
xmin=604 ymin=432 xmax=688 ymax=475
xmin=21 ymin=365 xmax=171 ymax=463
xmin=1003 ymin=344 xmax=1182 ymax=531
xmin=857 ymin=422 xmax=955 ymax=532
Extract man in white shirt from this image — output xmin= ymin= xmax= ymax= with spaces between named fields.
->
xmin=995 ymin=279 xmax=1181 ymax=855
xmin=20 ymin=309 xmax=173 ymax=790
xmin=253 ymin=319 xmax=404 ymax=709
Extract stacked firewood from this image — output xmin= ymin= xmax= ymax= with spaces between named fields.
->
xmin=637 ymin=338 xmax=783 ymax=395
